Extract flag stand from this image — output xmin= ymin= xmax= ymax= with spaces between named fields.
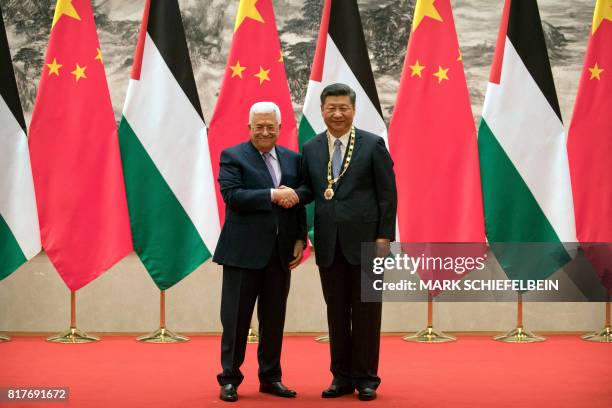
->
xmin=581 ymin=293 xmax=612 ymax=343
xmin=494 ymin=293 xmax=545 ymax=343
xmin=247 ymin=323 xmax=259 ymax=344
xmin=0 ymin=334 xmax=10 ymax=342
xmin=403 ymin=293 xmax=456 ymax=343
xmin=137 ymin=290 xmax=188 ymax=343
xmin=47 ymin=291 xmax=99 ymax=343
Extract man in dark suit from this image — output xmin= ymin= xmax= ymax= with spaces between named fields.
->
xmin=213 ymin=102 xmax=306 ymax=402
xmin=296 ymin=83 xmax=397 ymax=401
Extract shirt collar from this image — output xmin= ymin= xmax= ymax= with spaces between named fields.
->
xmin=328 ymin=130 xmax=351 ymax=148
xmin=260 ymin=146 xmax=277 ymax=160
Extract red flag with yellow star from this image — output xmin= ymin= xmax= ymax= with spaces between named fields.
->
xmin=568 ymin=0 xmax=612 ymax=292
xmin=388 ymin=0 xmax=486 ymax=294
xmin=208 ymin=0 xmax=297 ymax=222
xmin=28 ymin=0 xmax=132 ymax=291
xmin=388 ymin=0 xmax=485 ymax=244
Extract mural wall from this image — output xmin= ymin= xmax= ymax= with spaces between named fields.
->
xmin=1 ymin=0 xmax=592 ymax=129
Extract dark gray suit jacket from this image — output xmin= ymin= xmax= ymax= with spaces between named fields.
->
xmin=213 ymin=142 xmax=307 ymax=270
xmin=297 ymin=128 xmax=397 ymax=267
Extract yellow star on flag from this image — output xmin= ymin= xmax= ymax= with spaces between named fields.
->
xmin=278 ymin=51 xmax=284 ymax=63
xmin=95 ymin=48 xmax=103 ymax=64
xmin=592 ymin=0 xmax=612 ymax=34
xmin=71 ymin=64 xmax=87 ymax=82
xmin=46 ymin=58 xmax=62 ymax=76
xmin=52 ymin=0 xmax=81 ymax=29
xmin=457 ymin=50 xmax=462 ymax=62
xmin=254 ymin=66 xmax=271 ymax=85
xmin=412 ymin=0 xmax=443 ymax=32
xmin=433 ymin=66 xmax=449 ymax=83
xmin=588 ymin=62 xmax=604 ymax=80
xmin=234 ymin=0 xmax=264 ymax=32
xmin=230 ymin=60 xmax=247 ymax=78
xmin=409 ymin=60 xmax=426 ymax=77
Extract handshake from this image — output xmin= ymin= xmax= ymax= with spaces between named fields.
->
xmin=272 ymin=186 xmax=300 ymax=209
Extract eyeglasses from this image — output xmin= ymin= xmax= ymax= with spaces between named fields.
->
xmin=253 ymin=125 xmax=278 ymax=133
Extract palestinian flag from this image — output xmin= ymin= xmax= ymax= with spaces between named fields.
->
xmin=478 ymin=0 xmax=576 ymax=282
xmin=0 ymin=5 xmax=40 ymax=280
xmin=568 ymin=0 xmax=612 ymax=293
xmin=119 ymin=0 xmax=220 ymax=290
xmin=298 ymin=0 xmax=387 ymax=243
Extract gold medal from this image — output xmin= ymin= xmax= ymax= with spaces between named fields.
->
xmin=324 ymin=126 xmax=355 ymax=201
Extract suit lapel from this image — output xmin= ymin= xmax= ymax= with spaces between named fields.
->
xmin=333 ymin=128 xmax=362 ymax=195
xmin=242 ymin=142 xmax=274 ymax=187
xmin=276 ymin=146 xmax=288 ymax=186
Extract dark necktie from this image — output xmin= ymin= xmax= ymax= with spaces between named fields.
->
xmin=331 ymin=138 xmax=343 ymax=178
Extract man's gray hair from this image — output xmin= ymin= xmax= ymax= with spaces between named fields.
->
xmin=249 ymin=101 xmax=281 ymax=125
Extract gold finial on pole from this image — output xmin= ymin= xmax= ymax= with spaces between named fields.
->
xmin=581 ymin=293 xmax=612 ymax=342
xmin=247 ymin=323 xmax=259 ymax=344
xmin=494 ymin=293 xmax=545 ymax=343
xmin=47 ymin=291 xmax=100 ymax=343
xmin=403 ymin=293 xmax=456 ymax=343
xmin=137 ymin=290 xmax=189 ymax=343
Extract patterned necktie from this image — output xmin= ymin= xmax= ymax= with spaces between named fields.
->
xmin=331 ymin=138 xmax=343 ymax=179
xmin=262 ymin=152 xmax=279 ymax=187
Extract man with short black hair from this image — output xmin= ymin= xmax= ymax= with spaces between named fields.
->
xmin=297 ymin=83 xmax=397 ymax=401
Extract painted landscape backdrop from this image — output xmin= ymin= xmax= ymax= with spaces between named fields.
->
xmin=1 ymin=0 xmax=593 ymax=128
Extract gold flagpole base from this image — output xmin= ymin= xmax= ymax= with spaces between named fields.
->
xmin=247 ymin=328 xmax=259 ymax=344
xmin=493 ymin=327 xmax=545 ymax=343
xmin=403 ymin=326 xmax=456 ymax=343
xmin=136 ymin=327 xmax=189 ymax=343
xmin=47 ymin=327 xmax=100 ymax=343
xmin=581 ymin=326 xmax=612 ymax=343
xmin=0 ymin=334 xmax=10 ymax=342
xmin=314 ymin=334 xmax=330 ymax=343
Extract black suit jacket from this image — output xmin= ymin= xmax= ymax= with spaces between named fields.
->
xmin=213 ymin=142 xmax=307 ymax=270
xmin=297 ymin=128 xmax=397 ymax=267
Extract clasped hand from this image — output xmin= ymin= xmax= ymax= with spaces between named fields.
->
xmin=272 ymin=185 xmax=299 ymax=208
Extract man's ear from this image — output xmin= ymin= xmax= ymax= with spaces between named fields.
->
xmin=278 ymin=124 xmax=282 ymax=131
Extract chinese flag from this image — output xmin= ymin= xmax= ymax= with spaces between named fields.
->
xmin=388 ymin=0 xmax=485 ymax=243
xmin=568 ymin=0 xmax=612 ymax=292
xmin=208 ymin=0 xmax=297 ymax=223
xmin=28 ymin=0 xmax=132 ymax=291
xmin=388 ymin=0 xmax=486 ymax=292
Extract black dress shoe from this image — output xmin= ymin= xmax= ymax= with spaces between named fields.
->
xmin=259 ymin=381 xmax=297 ymax=398
xmin=321 ymin=383 xmax=354 ymax=398
xmin=219 ymin=384 xmax=238 ymax=402
xmin=357 ymin=387 xmax=377 ymax=401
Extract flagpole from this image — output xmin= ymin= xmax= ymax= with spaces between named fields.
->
xmin=47 ymin=291 xmax=99 ymax=343
xmin=494 ymin=293 xmax=545 ymax=343
xmin=403 ymin=293 xmax=456 ymax=343
xmin=581 ymin=293 xmax=612 ymax=342
xmin=137 ymin=290 xmax=189 ymax=343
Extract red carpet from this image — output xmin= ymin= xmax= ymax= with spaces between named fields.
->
xmin=0 ymin=336 xmax=610 ymax=407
